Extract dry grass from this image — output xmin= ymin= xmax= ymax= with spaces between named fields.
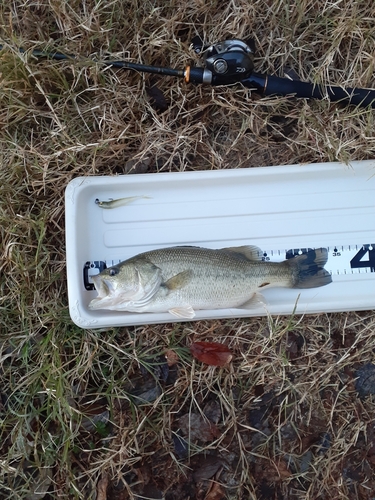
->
xmin=1 ymin=1 xmax=375 ymax=499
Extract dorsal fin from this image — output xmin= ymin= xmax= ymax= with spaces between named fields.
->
xmin=221 ymin=245 xmax=263 ymax=261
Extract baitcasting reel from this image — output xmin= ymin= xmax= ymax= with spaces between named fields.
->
xmin=188 ymin=37 xmax=255 ymax=85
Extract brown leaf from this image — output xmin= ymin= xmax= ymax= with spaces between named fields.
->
xmin=254 ymin=458 xmax=291 ymax=483
xmin=178 ymin=413 xmax=220 ymax=443
xmin=192 ymin=455 xmax=224 ymax=483
xmin=190 ymin=342 xmax=232 ymax=366
xmin=165 ymin=349 xmax=179 ymax=366
xmin=204 ymin=481 xmax=226 ymax=500
xmin=275 ymin=460 xmax=292 ymax=479
xmin=203 ymin=400 xmax=222 ymax=424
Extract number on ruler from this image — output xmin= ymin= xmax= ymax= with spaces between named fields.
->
xmin=350 ymin=245 xmax=375 ymax=272
xmin=285 ymin=248 xmax=313 ymax=259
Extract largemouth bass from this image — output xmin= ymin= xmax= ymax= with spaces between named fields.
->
xmin=89 ymin=246 xmax=332 ymax=318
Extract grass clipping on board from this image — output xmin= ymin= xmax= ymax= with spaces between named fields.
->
xmin=1 ymin=1 xmax=375 ymax=499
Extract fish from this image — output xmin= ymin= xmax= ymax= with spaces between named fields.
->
xmin=95 ymin=195 xmax=150 ymax=209
xmin=88 ymin=245 xmax=332 ymax=319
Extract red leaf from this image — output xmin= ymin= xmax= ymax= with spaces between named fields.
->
xmin=189 ymin=342 xmax=233 ymax=366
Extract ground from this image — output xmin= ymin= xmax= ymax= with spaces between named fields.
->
xmin=1 ymin=1 xmax=375 ymax=499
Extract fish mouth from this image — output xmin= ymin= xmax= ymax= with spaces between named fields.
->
xmin=88 ymin=296 xmax=104 ymax=310
xmin=89 ymin=277 xmax=129 ymax=310
xmin=88 ymin=277 xmax=113 ymax=310
xmin=87 ymin=277 xmax=102 ymax=310
xmin=91 ymin=276 xmax=113 ymax=298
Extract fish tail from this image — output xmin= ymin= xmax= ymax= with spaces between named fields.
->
xmin=287 ymin=248 xmax=332 ymax=289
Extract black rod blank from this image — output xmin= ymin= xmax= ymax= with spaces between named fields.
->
xmin=0 ymin=44 xmax=185 ymax=78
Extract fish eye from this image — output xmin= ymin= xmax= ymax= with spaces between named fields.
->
xmin=109 ymin=267 xmax=119 ymax=277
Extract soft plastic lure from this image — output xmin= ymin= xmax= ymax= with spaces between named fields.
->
xmin=95 ymin=195 xmax=150 ymax=209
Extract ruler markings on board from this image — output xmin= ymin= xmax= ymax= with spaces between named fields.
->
xmin=83 ymin=243 xmax=375 ymax=291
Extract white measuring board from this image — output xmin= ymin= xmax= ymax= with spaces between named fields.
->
xmin=65 ymin=160 xmax=375 ymax=328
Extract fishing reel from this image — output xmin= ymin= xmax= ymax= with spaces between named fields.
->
xmin=189 ymin=37 xmax=255 ymax=85
xmin=185 ymin=36 xmax=375 ymax=107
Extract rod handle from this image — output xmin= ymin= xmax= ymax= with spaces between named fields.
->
xmin=243 ymin=72 xmax=375 ymax=108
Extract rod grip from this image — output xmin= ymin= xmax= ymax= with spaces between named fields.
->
xmin=243 ymin=72 xmax=375 ymax=108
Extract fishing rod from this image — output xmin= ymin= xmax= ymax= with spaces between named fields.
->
xmin=1 ymin=38 xmax=375 ymax=108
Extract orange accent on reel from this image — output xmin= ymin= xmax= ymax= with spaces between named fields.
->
xmin=184 ymin=66 xmax=191 ymax=83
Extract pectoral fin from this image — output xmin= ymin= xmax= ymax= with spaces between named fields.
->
xmin=165 ymin=270 xmax=193 ymax=290
xmin=168 ymin=306 xmax=195 ymax=319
